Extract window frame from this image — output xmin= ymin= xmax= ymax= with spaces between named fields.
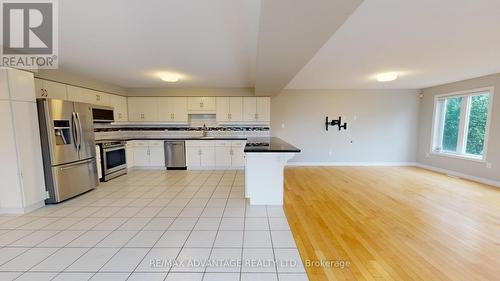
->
xmin=430 ymin=86 xmax=494 ymax=162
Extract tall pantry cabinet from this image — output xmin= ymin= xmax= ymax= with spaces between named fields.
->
xmin=0 ymin=68 xmax=46 ymax=214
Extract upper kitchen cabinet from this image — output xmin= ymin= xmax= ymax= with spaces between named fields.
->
xmin=107 ymin=94 xmax=128 ymax=122
xmin=128 ymin=97 xmax=159 ymax=122
xmin=2 ymin=70 xmax=36 ymax=102
xmin=158 ymin=97 xmax=188 ymax=123
xmin=188 ymin=97 xmax=216 ymax=113
xmin=67 ymin=86 xmax=108 ymax=106
xmin=216 ymin=97 xmax=243 ymax=123
xmin=243 ymin=97 xmax=270 ymax=123
xmin=35 ymin=78 xmax=68 ymax=100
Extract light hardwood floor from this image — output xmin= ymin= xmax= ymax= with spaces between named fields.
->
xmin=283 ymin=166 xmax=500 ymax=281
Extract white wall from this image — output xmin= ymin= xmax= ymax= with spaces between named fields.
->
xmin=271 ymin=89 xmax=420 ymax=164
xmin=417 ymin=73 xmax=500 ymax=182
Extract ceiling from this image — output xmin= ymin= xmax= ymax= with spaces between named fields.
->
xmin=286 ymin=0 xmax=500 ymax=90
xmin=58 ymin=0 xmax=500 ymax=92
xmin=59 ymin=0 xmax=260 ymax=88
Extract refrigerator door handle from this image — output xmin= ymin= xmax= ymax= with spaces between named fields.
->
xmin=59 ymin=158 xmax=95 ymax=171
xmin=72 ymin=112 xmax=79 ymax=151
xmin=76 ymin=112 xmax=83 ymax=151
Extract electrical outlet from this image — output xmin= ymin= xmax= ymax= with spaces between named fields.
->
xmin=328 ymin=149 xmax=333 ymax=156
xmin=486 ymin=162 xmax=492 ymax=169
xmin=281 ymin=123 xmax=285 ymax=129
xmin=353 ymin=115 xmax=357 ymax=121
xmin=45 ymin=191 xmax=50 ymax=199
xmin=425 ymin=153 xmax=430 ymax=158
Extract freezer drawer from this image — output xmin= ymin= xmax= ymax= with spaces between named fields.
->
xmin=164 ymin=141 xmax=186 ymax=169
xmin=47 ymin=158 xmax=98 ymax=203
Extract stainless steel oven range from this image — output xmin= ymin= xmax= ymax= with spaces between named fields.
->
xmin=100 ymin=141 xmax=127 ymax=181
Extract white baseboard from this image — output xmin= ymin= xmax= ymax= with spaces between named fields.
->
xmin=286 ymin=162 xmax=417 ymax=167
xmin=415 ymin=163 xmax=500 ymax=188
xmin=0 ymin=200 xmax=45 ymax=215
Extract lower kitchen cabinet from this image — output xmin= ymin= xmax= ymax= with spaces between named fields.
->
xmin=130 ymin=141 xmax=165 ymax=168
xmin=186 ymin=140 xmax=245 ymax=170
xmin=125 ymin=142 xmax=135 ymax=169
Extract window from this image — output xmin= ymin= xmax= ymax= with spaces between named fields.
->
xmin=431 ymin=87 xmax=493 ymax=160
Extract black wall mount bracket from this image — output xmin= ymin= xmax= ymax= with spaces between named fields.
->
xmin=326 ymin=116 xmax=347 ymax=131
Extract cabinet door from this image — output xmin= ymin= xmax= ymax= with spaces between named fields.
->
xmin=200 ymin=146 xmax=215 ymax=167
xmin=215 ymin=145 xmax=232 ymax=168
xmin=33 ymin=78 xmax=44 ymax=99
xmin=216 ymin=97 xmax=230 ymax=122
xmin=157 ymin=97 xmax=172 ymax=121
xmin=172 ymin=97 xmax=188 ymax=122
xmin=188 ymin=97 xmax=215 ymax=112
xmin=66 ymin=85 xmax=84 ymax=103
xmin=231 ymin=143 xmax=246 ymax=168
xmin=187 ymin=97 xmax=202 ymax=111
xmin=256 ymin=97 xmax=270 ymax=122
xmin=125 ymin=143 xmax=134 ymax=169
xmin=148 ymin=141 xmax=165 ymax=167
xmin=108 ymin=94 xmax=128 ymax=122
xmin=0 ymin=101 xmax=23 ymax=208
xmin=43 ymin=80 xmax=68 ymax=100
xmin=186 ymin=146 xmax=201 ymax=168
xmin=243 ymin=97 xmax=256 ymax=122
xmin=128 ymin=97 xmax=158 ymax=122
xmin=11 ymin=101 xmax=46 ymax=206
xmin=133 ymin=144 xmax=150 ymax=167
xmin=7 ymin=70 xmax=36 ymax=102
xmin=201 ymin=97 xmax=216 ymax=111
xmin=229 ymin=97 xmax=243 ymax=122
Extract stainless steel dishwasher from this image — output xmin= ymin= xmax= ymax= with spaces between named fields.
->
xmin=164 ymin=141 xmax=187 ymax=170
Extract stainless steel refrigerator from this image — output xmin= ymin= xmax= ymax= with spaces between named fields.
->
xmin=37 ymin=99 xmax=98 ymax=203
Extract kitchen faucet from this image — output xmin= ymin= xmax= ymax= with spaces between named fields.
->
xmin=202 ymin=124 xmax=208 ymax=137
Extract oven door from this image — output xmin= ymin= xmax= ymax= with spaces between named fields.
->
xmin=103 ymin=146 xmax=127 ymax=174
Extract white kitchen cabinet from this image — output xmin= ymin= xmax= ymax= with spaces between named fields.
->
xmin=216 ymin=97 xmax=243 ymax=123
xmin=231 ymin=141 xmax=246 ymax=168
xmin=35 ymin=78 xmax=68 ymax=100
xmin=108 ymin=94 xmax=128 ymax=122
xmin=243 ymin=97 xmax=270 ymax=123
xmin=186 ymin=146 xmax=201 ymax=168
xmin=68 ymin=87 xmax=109 ymax=106
xmin=188 ymin=97 xmax=216 ymax=113
xmin=128 ymin=97 xmax=159 ymax=122
xmin=0 ymin=69 xmax=46 ymax=214
xmin=187 ymin=140 xmax=245 ymax=170
xmin=256 ymin=97 xmax=271 ymax=122
xmin=149 ymin=141 xmax=166 ymax=166
xmin=96 ymin=146 xmax=102 ymax=180
xmin=200 ymin=146 xmax=216 ymax=167
xmin=126 ymin=142 xmax=134 ymax=169
xmin=132 ymin=141 xmax=165 ymax=168
xmin=158 ymin=97 xmax=188 ymax=123
xmin=186 ymin=141 xmax=215 ymax=169
xmin=215 ymin=143 xmax=232 ymax=167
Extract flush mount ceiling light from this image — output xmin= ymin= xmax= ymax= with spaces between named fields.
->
xmin=158 ymin=72 xmax=180 ymax=82
xmin=376 ymin=72 xmax=398 ymax=82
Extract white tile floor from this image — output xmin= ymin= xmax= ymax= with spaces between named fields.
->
xmin=0 ymin=170 xmax=308 ymax=281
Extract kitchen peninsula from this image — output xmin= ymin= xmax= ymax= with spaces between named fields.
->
xmin=244 ymin=137 xmax=300 ymax=205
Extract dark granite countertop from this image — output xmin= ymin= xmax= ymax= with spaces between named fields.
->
xmin=244 ymin=137 xmax=301 ymax=153
xmin=95 ymin=137 xmax=248 ymax=144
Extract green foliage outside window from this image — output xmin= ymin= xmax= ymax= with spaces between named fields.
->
xmin=466 ymin=95 xmax=489 ymax=155
xmin=442 ymin=97 xmax=462 ymax=152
